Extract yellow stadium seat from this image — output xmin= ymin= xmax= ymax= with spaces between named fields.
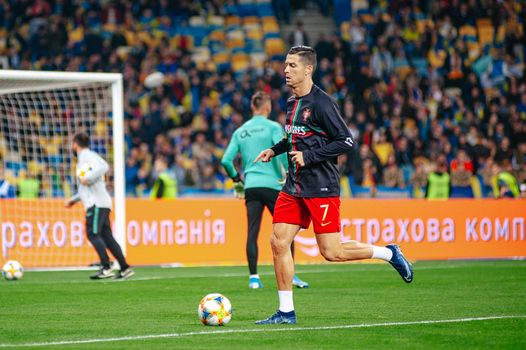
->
xmin=225 ymin=15 xmax=241 ymax=27
xmin=209 ymin=29 xmax=225 ymax=42
xmin=262 ymin=19 xmax=279 ymax=33
xmin=246 ymin=26 xmax=263 ymax=41
xmin=232 ymin=53 xmax=250 ymax=72
xmin=213 ymin=51 xmax=230 ymax=65
xmin=242 ymin=16 xmax=259 ymax=25
xmin=459 ymin=25 xmax=476 ymax=37
xmin=265 ymin=38 xmax=286 ymax=57
xmin=226 ymin=30 xmax=245 ymax=49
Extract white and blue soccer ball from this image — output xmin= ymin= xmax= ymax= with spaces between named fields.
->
xmin=198 ymin=293 xmax=232 ymax=326
xmin=2 ymin=260 xmax=24 ymax=281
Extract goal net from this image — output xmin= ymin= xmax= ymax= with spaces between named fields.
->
xmin=0 ymin=70 xmax=125 ymax=268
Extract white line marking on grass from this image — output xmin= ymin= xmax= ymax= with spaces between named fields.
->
xmin=18 ymin=264 xmax=471 ymax=285
xmin=1 ymin=315 xmax=524 ymax=348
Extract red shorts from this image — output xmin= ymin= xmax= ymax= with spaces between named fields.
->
xmin=273 ymin=191 xmax=341 ymax=234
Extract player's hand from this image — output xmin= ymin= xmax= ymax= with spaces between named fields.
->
xmin=233 ymin=181 xmax=245 ymax=199
xmin=79 ymin=178 xmax=90 ymax=186
xmin=254 ymin=149 xmax=275 ymax=163
xmin=64 ymin=199 xmax=75 ymax=208
xmin=289 ymin=151 xmax=305 ymax=167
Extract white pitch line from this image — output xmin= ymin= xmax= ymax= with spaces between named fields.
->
xmin=1 ymin=315 xmax=524 ymax=348
xmin=14 ymin=264 xmax=470 ymax=285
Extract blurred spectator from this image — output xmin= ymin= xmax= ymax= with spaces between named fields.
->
xmin=450 ymin=150 xmax=473 ymax=186
xmin=17 ymin=170 xmax=41 ymax=199
xmin=0 ymin=166 xmax=16 ymax=198
xmin=383 ymin=155 xmax=405 ymax=189
xmin=425 ymin=155 xmax=451 ymax=199
xmin=197 ymin=163 xmax=223 ymax=190
xmin=361 ymin=158 xmax=379 ymax=194
xmin=125 ymin=148 xmax=140 ymax=196
xmin=491 ymin=161 xmax=519 ymax=198
xmin=288 ymin=20 xmax=309 ymax=47
xmin=150 ymin=157 xmax=177 ymax=199
xmin=372 ymin=128 xmax=394 ymax=167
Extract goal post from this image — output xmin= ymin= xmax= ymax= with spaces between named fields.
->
xmin=0 ymin=70 xmax=126 ymax=267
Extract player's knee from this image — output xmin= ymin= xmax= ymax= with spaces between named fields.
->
xmin=270 ymin=234 xmax=289 ymax=254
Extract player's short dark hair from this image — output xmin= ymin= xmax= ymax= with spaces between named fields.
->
xmin=73 ymin=133 xmax=90 ymax=148
xmin=288 ymin=45 xmax=317 ymax=71
xmin=251 ymin=91 xmax=271 ymax=110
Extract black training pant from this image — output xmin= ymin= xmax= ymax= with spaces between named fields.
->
xmin=245 ymin=188 xmax=295 ymax=275
xmin=86 ymin=206 xmax=129 ymax=271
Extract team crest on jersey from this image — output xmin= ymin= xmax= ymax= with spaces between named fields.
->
xmin=302 ymin=108 xmax=311 ymax=121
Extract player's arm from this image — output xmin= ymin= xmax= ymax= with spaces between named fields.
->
xmin=272 ymin=124 xmax=289 ymax=171
xmin=254 ymin=136 xmax=288 ymax=163
xmin=221 ymin=131 xmax=242 ymax=182
xmin=301 ymin=100 xmax=354 ymax=166
xmin=83 ymin=152 xmax=110 ymax=184
xmin=65 ymin=193 xmax=80 ymax=208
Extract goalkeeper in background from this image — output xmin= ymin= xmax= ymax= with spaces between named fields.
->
xmin=221 ymin=92 xmax=309 ymax=289
xmin=65 ymin=133 xmax=134 ymax=280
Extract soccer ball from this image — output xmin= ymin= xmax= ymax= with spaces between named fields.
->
xmin=2 ymin=260 xmax=24 ymax=280
xmin=76 ymin=163 xmax=92 ymax=180
xmin=198 ymin=293 xmax=232 ymax=326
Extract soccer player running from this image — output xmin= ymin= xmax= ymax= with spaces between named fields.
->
xmin=221 ymin=92 xmax=309 ymax=289
xmin=65 ymin=133 xmax=134 ymax=280
xmin=254 ymin=46 xmax=413 ymax=324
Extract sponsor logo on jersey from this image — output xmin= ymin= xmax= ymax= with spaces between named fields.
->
xmin=284 ymin=124 xmax=306 ymax=136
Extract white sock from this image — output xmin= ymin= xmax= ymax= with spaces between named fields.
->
xmin=250 ymin=274 xmax=259 ymax=279
xmin=372 ymin=246 xmax=393 ymax=261
xmin=278 ymin=290 xmax=294 ymax=313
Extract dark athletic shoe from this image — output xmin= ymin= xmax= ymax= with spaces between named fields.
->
xmin=386 ymin=244 xmax=413 ymax=283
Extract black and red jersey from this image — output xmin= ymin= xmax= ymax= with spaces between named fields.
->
xmin=271 ymin=84 xmax=354 ymax=197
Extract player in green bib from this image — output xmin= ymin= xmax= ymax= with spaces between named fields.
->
xmin=221 ymin=92 xmax=309 ymax=289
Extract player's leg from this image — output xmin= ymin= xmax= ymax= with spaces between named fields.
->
xmin=245 ymin=188 xmax=265 ymax=288
xmin=316 ymin=233 xmax=373 ymax=261
xmin=256 ymin=192 xmax=307 ymax=324
xmin=98 ymin=208 xmax=133 ymax=279
xmin=86 ymin=206 xmax=114 ymax=279
xmin=316 ymin=233 xmax=413 ymax=282
xmin=307 ymin=197 xmax=413 ymax=283
xmin=265 ymin=189 xmax=309 ymax=288
xmin=271 ymin=222 xmax=301 ymax=292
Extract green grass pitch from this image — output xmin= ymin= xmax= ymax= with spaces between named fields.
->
xmin=1 ymin=261 xmax=525 ymax=349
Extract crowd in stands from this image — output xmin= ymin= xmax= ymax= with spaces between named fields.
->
xmin=0 ymin=0 xmax=525 ymax=199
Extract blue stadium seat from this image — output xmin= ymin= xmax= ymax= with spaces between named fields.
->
xmin=450 ymin=186 xmax=475 ymax=198
xmin=237 ymin=1 xmax=257 ymax=17
xmin=257 ymin=1 xmax=274 ymax=17
xmin=376 ymin=186 xmax=412 ymax=198
xmin=333 ymin=0 xmax=351 ymax=25
xmin=5 ymin=161 xmax=26 ymax=175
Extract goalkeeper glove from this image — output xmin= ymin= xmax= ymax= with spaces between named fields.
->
xmin=232 ymin=175 xmax=245 ymax=199
xmin=233 ymin=181 xmax=245 ymax=199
